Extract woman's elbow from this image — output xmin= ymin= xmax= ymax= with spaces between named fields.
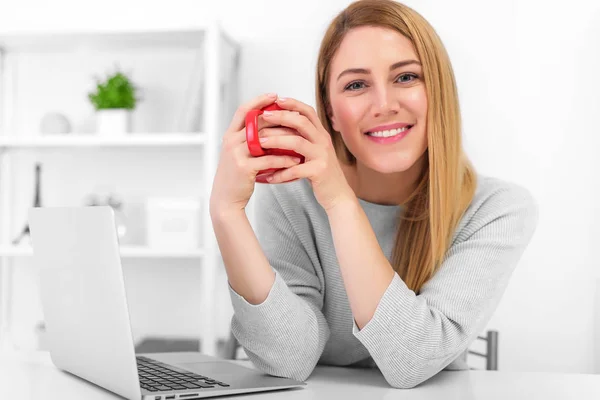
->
xmin=385 ymin=375 xmax=425 ymax=389
xmin=246 ymin=348 xmax=319 ymax=382
xmin=276 ymin=365 xmax=314 ymax=382
xmin=381 ymin=363 xmax=441 ymax=389
xmin=259 ymin=360 xmax=317 ymax=382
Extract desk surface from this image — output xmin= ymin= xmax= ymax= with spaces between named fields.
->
xmin=1 ymin=351 xmax=599 ymax=400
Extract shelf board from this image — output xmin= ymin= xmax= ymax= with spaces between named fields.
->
xmin=0 ymin=133 xmax=207 ymax=149
xmin=0 ymin=245 xmax=205 ymax=259
xmin=0 ymin=28 xmax=208 ymax=52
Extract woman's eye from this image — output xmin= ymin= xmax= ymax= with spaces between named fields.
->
xmin=396 ymin=73 xmax=418 ymax=83
xmin=344 ymin=74 xmax=418 ymax=91
xmin=344 ymin=81 xmax=365 ymax=91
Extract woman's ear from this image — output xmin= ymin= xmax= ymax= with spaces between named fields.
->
xmin=327 ymin=104 xmax=339 ymax=132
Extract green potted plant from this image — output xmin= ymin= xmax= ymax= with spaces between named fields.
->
xmin=88 ymin=67 xmax=140 ymax=136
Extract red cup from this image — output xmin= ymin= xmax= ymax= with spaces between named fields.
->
xmin=246 ymin=103 xmax=305 ymax=183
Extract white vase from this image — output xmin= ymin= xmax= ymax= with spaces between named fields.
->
xmin=96 ymin=109 xmax=131 ymax=136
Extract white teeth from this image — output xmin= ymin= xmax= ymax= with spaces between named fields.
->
xmin=367 ymin=126 xmax=411 ymax=137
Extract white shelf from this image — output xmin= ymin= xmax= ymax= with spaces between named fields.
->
xmin=0 ymin=28 xmax=208 ymax=52
xmin=0 ymin=245 xmax=205 ymax=259
xmin=0 ymin=133 xmax=207 ymax=149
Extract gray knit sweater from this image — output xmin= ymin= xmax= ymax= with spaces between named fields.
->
xmin=228 ymin=174 xmax=538 ymax=388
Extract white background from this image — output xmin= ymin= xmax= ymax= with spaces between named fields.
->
xmin=1 ymin=0 xmax=599 ymax=373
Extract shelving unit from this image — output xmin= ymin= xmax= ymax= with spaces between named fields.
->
xmin=0 ymin=244 xmax=205 ymax=259
xmin=0 ymin=23 xmax=240 ymax=356
xmin=0 ymin=133 xmax=207 ymax=148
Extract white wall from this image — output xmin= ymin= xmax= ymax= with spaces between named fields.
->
xmin=1 ymin=0 xmax=598 ymax=373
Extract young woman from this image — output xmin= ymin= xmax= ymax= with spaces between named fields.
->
xmin=209 ymin=0 xmax=538 ymax=389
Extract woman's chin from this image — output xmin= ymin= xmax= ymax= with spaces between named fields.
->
xmin=365 ymin=156 xmax=418 ymax=174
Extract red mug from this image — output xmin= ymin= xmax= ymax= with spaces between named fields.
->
xmin=246 ymin=103 xmax=305 ymax=183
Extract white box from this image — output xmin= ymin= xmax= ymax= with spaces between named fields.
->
xmin=146 ymin=197 xmax=202 ymax=250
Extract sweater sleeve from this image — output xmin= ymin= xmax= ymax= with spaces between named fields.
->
xmin=352 ymin=185 xmax=539 ymax=389
xmin=228 ymin=184 xmax=330 ymax=381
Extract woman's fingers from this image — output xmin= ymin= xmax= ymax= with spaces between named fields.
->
xmin=259 ymin=126 xmax=299 ymax=138
xmin=226 ymin=92 xmax=278 ymax=133
xmin=248 ymin=154 xmax=303 ymax=174
xmin=223 ymin=126 xmax=300 ymax=149
xmin=257 ymin=111 xmax=299 ymax=131
xmin=261 ymin=109 xmax=322 ymax=144
xmin=259 ymin=134 xmax=317 ymax=159
xmin=264 ymin=161 xmax=316 ymax=184
xmin=274 ymin=97 xmax=326 ymax=140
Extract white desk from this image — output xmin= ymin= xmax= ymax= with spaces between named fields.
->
xmin=1 ymin=351 xmax=600 ymax=400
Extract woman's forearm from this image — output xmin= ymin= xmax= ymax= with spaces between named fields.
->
xmin=211 ymin=204 xmax=331 ymax=381
xmin=210 ymin=208 xmax=276 ymax=305
xmin=326 ymin=198 xmax=396 ymax=329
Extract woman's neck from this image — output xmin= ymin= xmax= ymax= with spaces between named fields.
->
xmin=342 ymin=155 xmax=426 ymax=206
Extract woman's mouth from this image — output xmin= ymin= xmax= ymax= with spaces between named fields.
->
xmin=365 ymin=125 xmax=413 ymax=144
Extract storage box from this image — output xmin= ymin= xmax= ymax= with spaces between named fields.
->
xmin=146 ymin=197 xmax=202 ymax=250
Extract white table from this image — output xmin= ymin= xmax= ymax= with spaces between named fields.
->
xmin=1 ymin=351 xmax=600 ymax=399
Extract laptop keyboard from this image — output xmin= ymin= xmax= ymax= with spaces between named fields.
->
xmin=136 ymin=356 xmax=231 ymax=392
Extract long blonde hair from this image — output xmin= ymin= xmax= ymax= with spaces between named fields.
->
xmin=315 ymin=0 xmax=477 ymax=293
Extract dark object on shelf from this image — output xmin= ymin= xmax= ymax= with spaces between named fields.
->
xmin=12 ymin=163 xmax=42 ymax=245
xmin=84 ymin=192 xmax=128 ymax=240
xmin=468 ymin=330 xmax=499 ymax=370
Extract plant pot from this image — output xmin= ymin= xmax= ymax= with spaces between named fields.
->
xmin=96 ymin=109 xmax=131 ymax=136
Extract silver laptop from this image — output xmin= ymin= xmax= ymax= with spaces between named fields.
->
xmin=28 ymin=206 xmax=305 ymax=400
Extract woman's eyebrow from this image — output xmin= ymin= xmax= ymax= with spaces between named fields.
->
xmin=336 ymin=59 xmax=422 ymax=82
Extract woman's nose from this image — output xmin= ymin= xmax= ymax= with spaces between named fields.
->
xmin=372 ymin=88 xmax=398 ymax=117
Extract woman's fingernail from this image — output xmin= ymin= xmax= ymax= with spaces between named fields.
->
xmin=260 ymin=137 xmax=268 ymax=143
xmin=263 ymin=111 xmax=273 ymax=116
xmin=292 ymin=157 xmax=301 ymax=163
xmin=277 ymin=97 xmax=287 ymax=102
xmin=266 ymin=175 xmax=274 ymax=182
xmin=267 ymin=92 xmax=277 ymax=98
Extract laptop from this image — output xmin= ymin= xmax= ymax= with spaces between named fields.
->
xmin=28 ymin=206 xmax=305 ymax=400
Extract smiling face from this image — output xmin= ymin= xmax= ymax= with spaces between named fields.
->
xmin=328 ymin=26 xmax=428 ymax=174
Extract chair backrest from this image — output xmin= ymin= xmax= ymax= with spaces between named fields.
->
xmin=222 ymin=330 xmax=240 ymax=360
xmin=468 ymin=330 xmax=499 ymax=370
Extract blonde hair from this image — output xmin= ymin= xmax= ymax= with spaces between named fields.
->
xmin=315 ymin=0 xmax=477 ymax=293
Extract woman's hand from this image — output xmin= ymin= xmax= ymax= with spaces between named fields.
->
xmin=209 ymin=93 xmax=304 ymax=217
xmin=259 ymin=97 xmax=355 ymax=211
